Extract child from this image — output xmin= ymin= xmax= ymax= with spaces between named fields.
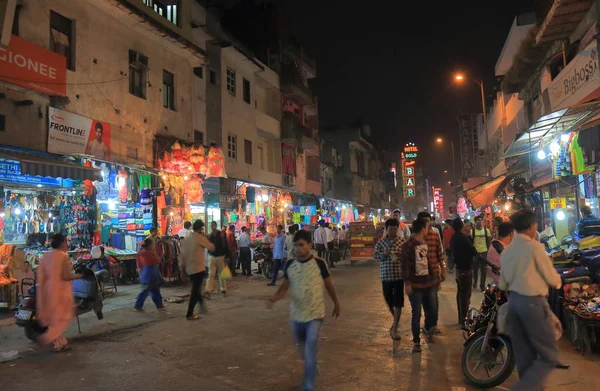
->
xmin=266 ymin=230 xmax=340 ymax=391
xmin=133 ymin=238 xmax=164 ymax=311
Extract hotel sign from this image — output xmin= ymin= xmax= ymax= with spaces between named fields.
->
xmin=402 ymin=143 xmax=418 ymax=199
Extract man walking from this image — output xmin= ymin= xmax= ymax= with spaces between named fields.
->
xmin=238 ymin=226 xmax=252 ymax=277
xmin=389 ymin=209 xmax=411 ymax=239
xmin=313 ymin=221 xmax=327 ymax=258
xmin=206 ymin=221 xmax=229 ymax=297
xmin=443 ymin=219 xmax=455 ymax=273
xmin=267 ymin=230 xmax=340 ymax=391
xmin=450 ymin=218 xmax=477 ymax=325
xmin=471 ymin=215 xmax=491 ymax=291
xmin=180 ymin=220 xmax=215 ymax=320
xmin=338 ymin=225 xmax=349 ymax=258
xmin=268 ymin=225 xmax=286 ymax=286
xmin=286 ymin=224 xmax=299 ymax=262
xmin=374 ymin=218 xmax=404 ymax=341
xmin=500 ymin=210 xmax=561 ymax=390
xmin=226 ymin=225 xmax=239 ymax=276
xmin=400 ymin=218 xmax=441 ymax=352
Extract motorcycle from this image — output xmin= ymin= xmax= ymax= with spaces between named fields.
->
xmin=461 ymin=262 xmax=515 ymax=389
xmin=14 ymin=261 xmax=105 ymax=341
xmin=253 ymin=246 xmax=273 ymax=279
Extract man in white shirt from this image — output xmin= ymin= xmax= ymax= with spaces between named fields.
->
xmin=238 ymin=226 xmax=252 ymax=276
xmin=499 ymin=210 xmax=561 ymax=390
xmin=86 ymin=122 xmax=109 ymax=159
xmin=324 ymin=223 xmax=336 ymax=268
xmin=387 ymin=210 xmax=411 ymax=239
xmin=177 ymin=221 xmax=192 ymax=239
xmin=313 ymin=222 xmax=327 ymax=258
xmin=180 ymin=220 xmax=215 ymax=320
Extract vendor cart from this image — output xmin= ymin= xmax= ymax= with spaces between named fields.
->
xmin=348 ymin=221 xmax=376 ymax=266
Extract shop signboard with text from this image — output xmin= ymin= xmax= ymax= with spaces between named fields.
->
xmin=0 ymin=35 xmax=67 ymax=96
xmin=47 ymin=107 xmax=112 ymax=160
xmin=0 ymin=158 xmax=63 ymax=187
xmin=548 ymin=40 xmax=600 ymax=111
xmin=402 ymin=143 xmax=418 ymax=199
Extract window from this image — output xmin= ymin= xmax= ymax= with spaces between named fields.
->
xmin=50 ymin=10 xmax=74 ymax=70
xmin=129 ymin=50 xmax=148 ymax=99
xmin=209 ymin=70 xmax=216 ymax=84
xmin=257 ymin=145 xmax=264 ymax=169
xmin=226 ymin=68 xmax=236 ymax=95
xmin=227 ymin=134 xmax=237 ymax=160
xmin=194 ymin=130 xmax=204 ymax=144
xmin=193 ymin=66 xmax=203 ymax=79
xmin=142 ymin=0 xmax=179 ymax=26
xmin=243 ymin=78 xmax=251 ymax=104
xmin=244 ymin=139 xmax=252 ymax=164
xmin=0 ymin=114 xmax=5 ymax=132
xmin=163 ymin=70 xmax=175 ymax=110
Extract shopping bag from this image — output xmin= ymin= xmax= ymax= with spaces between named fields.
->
xmin=220 ymin=266 xmax=232 ymax=281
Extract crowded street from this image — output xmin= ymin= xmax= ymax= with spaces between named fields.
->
xmin=1 ymin=261 xmax=597 ymax=391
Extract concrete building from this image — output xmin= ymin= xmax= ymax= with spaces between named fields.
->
xmin=0 ymin=0 xmax=206 ymax=166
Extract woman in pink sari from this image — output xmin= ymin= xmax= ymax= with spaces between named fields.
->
xmin=36 ymin=234 xmax=82 ymax=352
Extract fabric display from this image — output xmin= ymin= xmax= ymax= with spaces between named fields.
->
xmin=570 ymin=133 xmax=594 ymax=175
xmin=578 ymin=126 xmax=600 ymax=167
xmin=157 ymin=236 xmax=181 ymax=282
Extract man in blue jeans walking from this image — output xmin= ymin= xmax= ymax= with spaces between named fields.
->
xmin=268 ymin=224 xmax=286 ymax=286
xmin=267 ymin=230 xmax=341 ymax=391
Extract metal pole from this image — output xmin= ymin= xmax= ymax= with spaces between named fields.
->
xmin=479 ymin=80 xmax=489 ymax=177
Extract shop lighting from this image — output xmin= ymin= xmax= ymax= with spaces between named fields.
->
xmin=184 ymin=176 xmax=189 ymax=180
xmin=504 ymin=204 xmax=510 ymax=211
xmin=561 ymin=133 xmax=570 ymax=142
xmin=170 ymin=212 xmax=174 ymax=216
xmin=108 ymin=200 xmax=117 ymax=211
xmin=49 ymin=213 xmax=52 ymax=218
xmin=279 ymin=208 xmax=284 ymax=212
xmin=550 ymin=141 xmax=560 ymax=155
xmin=101 ymin=171 xmax=105 ymax=177
xmin=162 ymin=174 xmax=167 ymax=180
xmin=336 ymin=207 xmax=340 ymax=211
xmin=118 ymin=176 xmax=126 ymax=188
xmin=556 ymin=210 xmax=566 ymax=221
xmin=36 ymin=184 xmax=42 ymax=188
xmin=537 ymin=150 xmax=546 ymax=160
xmin=0 ymin=213 xmax=4 ymax=218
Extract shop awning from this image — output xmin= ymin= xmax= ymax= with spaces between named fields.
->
xmin=504 ymin=101 xmax=600 ymax=158
xmin=464 ymin=175 xmax=507 ymax=208
xmin=0 ymin=148 xmax=102 ymax=182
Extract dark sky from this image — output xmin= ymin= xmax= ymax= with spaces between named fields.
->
xmin=279 ymin=0 xmax=535 ymax=201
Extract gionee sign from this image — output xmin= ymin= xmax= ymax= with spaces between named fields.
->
xmin=402 ymin=143 xmax=418 ymax=199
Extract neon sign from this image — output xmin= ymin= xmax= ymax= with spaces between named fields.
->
xmin=402 ymin=143 xmax=417 ymax=199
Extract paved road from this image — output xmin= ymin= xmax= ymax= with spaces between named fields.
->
xmin=1 ymin=261 xmax=598 ymax=390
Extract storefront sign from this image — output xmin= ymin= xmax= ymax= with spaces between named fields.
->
xmin=550 ymin=197 xmax=566 ymax=210
xmin=0 ymin=158 xmax=63 ymax=187
xmin=402 ymin=144 xmax=418 ymax=199
xmin=0 ymin=35 xmax=67 ymax=96
xmin=47 ymin=107 xmax=112 ymax=159
xmin=548 ymin=40 xmax=600 ymax=111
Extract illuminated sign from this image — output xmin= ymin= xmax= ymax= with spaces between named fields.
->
xmin=390 ymin=163 xmax=397 ymax=188
xmin=402 ymin=143 xmax=418 ymax=199
xmin=407 ymin=188 xmax=415 ymax=197
xmin=405 ymin=167 xmax=414 ymax=176
xmin=404 ymin=145 xmax=418 ymax=153
xmin=406 ymin=178 xmax=415 ymax=186
xmin=405 ymin=152 xmax=418 ymax=159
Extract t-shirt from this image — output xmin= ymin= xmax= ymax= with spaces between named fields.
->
xmin=177 ymin=228 xmax=191 ymax=239
xmin=88 ymin=140 xmax=108 ymax=159
xmin=472 ymin=227 xmax=490 ymax=253
xmin=285 ymin=234 xmax=295 ymax=259
xmin=284 ymin=256 xmax=330 ymax=322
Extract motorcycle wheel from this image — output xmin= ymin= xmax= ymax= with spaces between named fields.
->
xmin=24 ymin=323 xmax=47 ymax=342
xmin=461 ymin=333 xmax=515 ymax=388
xmin=262 ymin=259 xmax=273 ymax=280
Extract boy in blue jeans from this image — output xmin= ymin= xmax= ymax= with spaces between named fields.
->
xmin=267 ymin=230 xmax=341 ymax=391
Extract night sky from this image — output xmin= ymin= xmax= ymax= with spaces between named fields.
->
xmin=279 ymin=0 xmax=535 ymax=202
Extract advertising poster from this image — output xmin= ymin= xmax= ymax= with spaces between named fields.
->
xmin=48 ymin=107 xmax=111 ymax=160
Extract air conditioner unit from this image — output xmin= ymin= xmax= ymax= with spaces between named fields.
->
xmin=284 ymin=175 xmax=296 ymax=186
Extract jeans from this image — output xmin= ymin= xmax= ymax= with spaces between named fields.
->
xmin=472 ymin=253 xmax=487 ymax=291
xmin=316 ymin=243 xmax=326 ymax=259
xmin=271 ymin=259 xmax=285 ymax=284
xmin=508 ymin=292 xmax=558 ymax=391
xmin=407 ymin=288 xmax=438 ymax=343
xmin=134 ymin=282 xmax=163 ymax=309
xmin=206 ymin=255 xmax=227 ymax=293
xmin=240 ymin=248 xmax=251 ymax=275
xmin=292 ymin=319 xmax=323 ymax=391
xmin=455 ymin=269 xmax=473 ymax=324
xmin=445 ymin=249 xmax=454 ymax=271
xmin=187 ymin=271 xmax=206 ymax=317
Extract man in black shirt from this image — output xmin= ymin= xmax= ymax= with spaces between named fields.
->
xmin=206 ymin=221 xmax=230 ymax=298
xmin=450 ymin=218 xmax=478 ymax=325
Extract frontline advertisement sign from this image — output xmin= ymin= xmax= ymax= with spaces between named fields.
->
xmin=0 ymin=35 xmax=67 ymax=96
xmin=402 ymin=143 xmax=418 ymax=199
xmin=47 ymin=107 xmax=112 ymax=160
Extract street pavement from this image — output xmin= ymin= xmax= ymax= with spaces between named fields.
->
xmin=1 ymin=260 xmax=598 ymax=391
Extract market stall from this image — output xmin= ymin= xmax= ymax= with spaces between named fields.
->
xmin=348 ymin=221 xmax=376 ymax=265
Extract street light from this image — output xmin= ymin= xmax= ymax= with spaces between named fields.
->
xmin=444 ymin=170 xmax=448 ymax=174
xmin=454 ymin=73 xmax=486 ymax=125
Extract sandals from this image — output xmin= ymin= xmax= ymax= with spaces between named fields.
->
xmin=186 ymin=315 xmax=201 ymax=321
xmin=54 ymin=345 xmax=70 ymax=353
xmin=389 ymin=327 xmax=401 ymax=341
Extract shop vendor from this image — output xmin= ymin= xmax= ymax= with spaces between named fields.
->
xmin=577 ymin=206 xmax=600 ymax=239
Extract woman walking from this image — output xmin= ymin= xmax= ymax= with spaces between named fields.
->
xmin=133 ymin=238 xmax=164 ymax=311
xmin=36 ymin=234 xmax=83 ymax=352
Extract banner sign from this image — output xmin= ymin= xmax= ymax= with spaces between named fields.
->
xmin=549 ymin=198 xmax=566 ymax=210
xmin=0 ymin=158 xmax=63 ymax=187
xmin=48 ymin=107 xmax=112 ymax=160
xmin=0 ymin=35 xmax=67 ymax=96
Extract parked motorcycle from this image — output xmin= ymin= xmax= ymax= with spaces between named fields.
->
xmin=14 ymin=261 xmax=104 ymax=341
xmin=461 ymin=262 xmax=515 ymax=389
xmin=253 ymin=246 xmax=273 ymax=279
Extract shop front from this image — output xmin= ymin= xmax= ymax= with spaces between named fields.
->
xmin=317 ymin=198 xmax=358 ymax=228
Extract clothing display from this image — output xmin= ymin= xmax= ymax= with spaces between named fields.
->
xmin=157 ymin=236 xmax=181 ymax=282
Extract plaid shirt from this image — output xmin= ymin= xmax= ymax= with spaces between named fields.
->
xmin=374 ymin=236 xmax=404 ymax=281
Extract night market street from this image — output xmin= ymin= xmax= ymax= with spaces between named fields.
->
xmin=1 ymin=261 xmax=597 ymax=391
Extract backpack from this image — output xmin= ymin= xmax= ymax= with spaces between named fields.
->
xmin=471 ymin=227 xmax=490 ymax=245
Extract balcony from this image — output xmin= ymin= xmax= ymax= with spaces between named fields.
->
xmin=281 ymin=112 xmax=319 ymax=154
xmin=535 ymin=0 xmax=594 ymax=44
xmin=280 ymin=63 xmax=315 ymax=107
xmin=282 ymin=39 xmax=316 ymax=79
xmin=256 ymin=110 xmax=280 ymax=139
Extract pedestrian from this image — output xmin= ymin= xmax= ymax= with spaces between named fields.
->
xmin=177 ymin=221 xmax=192 ymax=239
xmin=449 ymin=218 xmax=477 ymax=325
xmin=389 ymin=209 xmax=411 ymax=239
xmin=226 ymin=225 xmax=239 ymax=276
xmin=268 ymin=224 xmax=286 ymax=286
xmin=206 ymin=221 xmax=229 ymax=297
xmin=144 ymin=226 xmax=160 ymax=257
xmin=471 ymin=215 xmax=491 ymax=291
xmin=313 ymin=221 xmax=327 ymax=258
xmin=499 ymin=210 xmax=561 ymax=390
xmin=325 ymin=223 xmax=335 ymax=267
xmin=238 ymin=226 xmax=252 ymax=276
xmin=487 ymin=221 xmax=514 ymax=284
xmin=286 ymin=224 xmax=299 ymax=261
xmin=266 ymin=230 xmax=341 ymax=391
xmin=442 ymin=219 xmax=455 ymax=273
xmin=259 ymin=226 xmax=273 ymax=274
xmin=400 ymin=218 xmax=441 ymax=353
xmin=373 ymin=218 xmax=404 ymax=341
xmin=180 ymin=220 xmax=215 ymax=320
xmin=133 ymin=238 xmax=165 ymax=312
xmin=36 ymin=234 xmax=83 ymax=352
xmin=338 ymin=225 xmax=349 ymax=258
